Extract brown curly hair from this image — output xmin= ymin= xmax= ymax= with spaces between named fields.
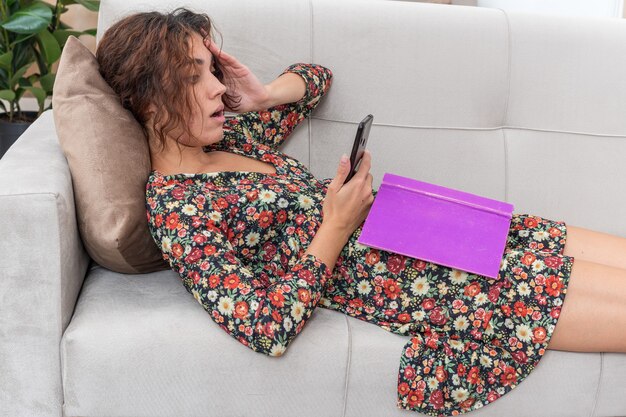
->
xmin=96 ymin=7 xmax=240 ymax=155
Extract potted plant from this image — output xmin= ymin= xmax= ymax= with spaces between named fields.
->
xmin=0 ymin=0 xmax=99 ymax=159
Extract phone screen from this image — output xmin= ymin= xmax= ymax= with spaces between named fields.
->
xmin=344 ymin=114 xmax=374 ymax=184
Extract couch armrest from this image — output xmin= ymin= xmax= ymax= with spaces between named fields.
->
xmin=0 ymin=109 xmax=90 ymax=417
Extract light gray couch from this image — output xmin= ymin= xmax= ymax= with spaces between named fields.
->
xmin=2 ymin=0 xmax=626 ymax=416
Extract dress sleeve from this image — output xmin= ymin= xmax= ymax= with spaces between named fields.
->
xmin=223 ymin=63 xmax=333 ymax=150
xmin=158 ymin=211 xmax=334 ymax=357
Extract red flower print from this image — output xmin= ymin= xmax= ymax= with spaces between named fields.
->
xmin=214 ymin=197 xmax=229 ymax=210
xmin=460 ymin=397 xmax=476 ymax=410
xmin=398 ymin=313 xmax=411 ymax=323
xmin=298 ymin=288 xmax=311 ymax=304
xmin=271 ymin=310 xmax=282 ymax=323
xmin=544 ymin=256 xmax=564 ymax=269
xmin=234 ymin=301 xmax=249 ymax=319
xmin=276 ymin=210 xmax=287 ymax=223
xmin=513 ymin=301 xmax=528 ymax=317
xmin=384 ymin=308 xmax=397 ymax=317
xmin=260 ymin=110 xmax=271 ymax=123
xmin=467 ymin=366 xmax=480 ymax=384
xmin=422 ymin=298 xmax=436 ymax=310
xmin=429 ymin=389 xmax=444 ymax=410
xmin=155 ymin=213 xmax=163 ymax=228
xmin=524 ymin=217 xmax=539 ymax=228
xmin=286 ymin=111 xmax=299 ymax=127
xmin=269 ymin=290 xmax=286 ymax=308
xmin=398 ymin=382 xmax=410 ymax=396
xmin=521 ymin=252 xmax=536 ymax=266
xmin=435 ymin=365 xmax=448 ymax=382
xmin=488 ymin=287 xmax=501 ymax=303
xmin=184 ymin=247 xmax=203 ymax=264
xmin=548 ymin=226 xmax=562 ymax=237
xmin=365 ymin=250 xmax=380 ymax=265
xmin=258 ymin=210 xmax=274 ymax=228
xmin=383 ymin=278 xmax=402 ymax=299
xmin=406 ymin=390 xmax=424 ymax=407
xmin=348 ymin=298 xmax=364 ymax=308
xmin=532 ymin=326 xmax=547 ymax=343
xmin=208 ymin=274 xmax=220 ymax=288
xmin=511 ymin=350 xmax=528 ymax=364
xmin=550 ymin=306 xmax=561 ymax=319
xmin=245 ymin=190 xmax=258 ymax=202
xmin=412 ymin=259 xmax=428 ymax=271
xmin=457 ymin=363 xmax=467 ymax=377
xmin=171 ymin=243 xmax=184 ymax=259
xmin=404 ymin=365 xmax=416 ymax=380
xmin=429 ymin=306 xmax=448 ymax=326
xmin=171 ymin=187 xmax=185 ymax=200
xmin=387 ymin=254 xmax=406 ymax=274
xmin=501 ymin=305 xmax=512 ymax=316
xmin=295 ymin=214 xmax=306 ymax=225
xmin=262 ymin=322 xmax=275 ymax=339
xmin=262 ymin=242 xmax=277 ymax=261
xmin=487 ymin=390 xmax=500 ymax=402
xmin=165 ymin=213 xmax=180 ymax=230
xmin=224 ymin=273 xmax=240 ymax=290
xmin=464 ymin=282 xmax=482 ymax=297
xmin=189 ymin=271 xmax=201 ymax=285
xmin=452 ymin=299 xmax=465 ymax=310
xmin=333 ymin=295 xmax=346 ymax=304
xmin=203 ymin=245 xmax=216 ymax=257
xmin=298 ymin=268 xmax=316 ymax=285
xmin=500 ymin=366 xmax=517 ymax=386
xmin=545 ymin=275 xmax=564 ymax=296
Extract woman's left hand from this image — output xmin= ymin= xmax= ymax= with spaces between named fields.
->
xmin=203 ymin=37 xmax=270 ymax=113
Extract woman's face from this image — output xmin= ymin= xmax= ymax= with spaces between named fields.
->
xmin=148 ymin=32 xmax=228 ymax=149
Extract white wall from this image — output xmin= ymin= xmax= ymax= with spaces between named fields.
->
xmin=476 ymin=0 xmax=624 ymax=18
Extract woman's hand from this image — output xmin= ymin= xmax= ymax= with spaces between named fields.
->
xmin=203 ymin=37 xmax=270 ymax=113
xmin=322 ymin=150 xmax=375 ymax=238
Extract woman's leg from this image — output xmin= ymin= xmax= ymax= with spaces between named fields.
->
xmin=547 ymin=258 xmax=626 ymax=352
xmin=563 ymin=225 xmax=626 ymax=270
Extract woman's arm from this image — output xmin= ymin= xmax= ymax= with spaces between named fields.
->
xmin=222 ymin=63 xmax=333 ymax=150
xmin=260 ymin=72 xmax=307 ymax=110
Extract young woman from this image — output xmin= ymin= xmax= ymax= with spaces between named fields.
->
xmin=96 ymin=7 xmax=626 ymax=416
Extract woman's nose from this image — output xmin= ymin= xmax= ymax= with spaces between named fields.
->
xmin=210 ymin=79 xmax=227 ymax=99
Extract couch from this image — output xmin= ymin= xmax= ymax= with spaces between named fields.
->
xmin=2 ymin=0 xmax=626 ymax=416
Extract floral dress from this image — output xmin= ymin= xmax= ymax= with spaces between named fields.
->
xmin=145 ymin=63 xmax=575 ymax=417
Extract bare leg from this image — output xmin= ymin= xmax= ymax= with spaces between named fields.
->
xmin=547 ymin=258 xmax=626 ymax=352
xmin=563 ymin=225 xmax=626 ymax=270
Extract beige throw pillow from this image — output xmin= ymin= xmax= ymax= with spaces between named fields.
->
xmin=52 ymin=36 xmax=169 ymax=273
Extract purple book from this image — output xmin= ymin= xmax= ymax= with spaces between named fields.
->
xmin=358 ymin=173 xmax=514 ymax=279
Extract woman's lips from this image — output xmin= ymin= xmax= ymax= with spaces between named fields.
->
xmin=210 ymin=109 xmax=225 ymax=123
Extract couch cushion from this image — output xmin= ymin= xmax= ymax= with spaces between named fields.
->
xmin=61 ymin=267 xmax=349 ymax=417
xmin=51 ymin=36 xmax=169 ymax=274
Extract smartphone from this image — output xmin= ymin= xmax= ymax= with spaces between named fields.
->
xmin=344 ymin=114 xmax=374 ymax=184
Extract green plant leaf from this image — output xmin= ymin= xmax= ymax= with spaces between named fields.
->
xmin=0 ymin=52 xmax=13 ymax=71
xmin=1 ymin=3 xmax=53 ymax=35
xmin=71 ymin=0 xmax=100 ymax=12
xmin=24 ymin=86 xmax=46 ymax=107
xmin=18 ymin=77 xmax=32 ymax=87
xmin=0 ymin=89 xmax=16 ymax=101
xmin=8 ymin=33 xmax=37 ymax=48
xmin=9 ymin=63 xmax=31 ymax=87
xmin=52 ymin=29 xmax=84 ymax=47
xmin=36 ymin=29 xmax=61 ymax=65
xmin=82 ymin=28 xmax=97 ymax=36
xmin=39 ymin=72 xmax=54 ymax=93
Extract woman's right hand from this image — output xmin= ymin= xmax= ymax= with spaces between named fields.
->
xmin=322 ymin=150 xmax=375 ymax=237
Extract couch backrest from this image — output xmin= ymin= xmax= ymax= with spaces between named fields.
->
xmin=98 ymin=0 xmax=626 ymax=235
